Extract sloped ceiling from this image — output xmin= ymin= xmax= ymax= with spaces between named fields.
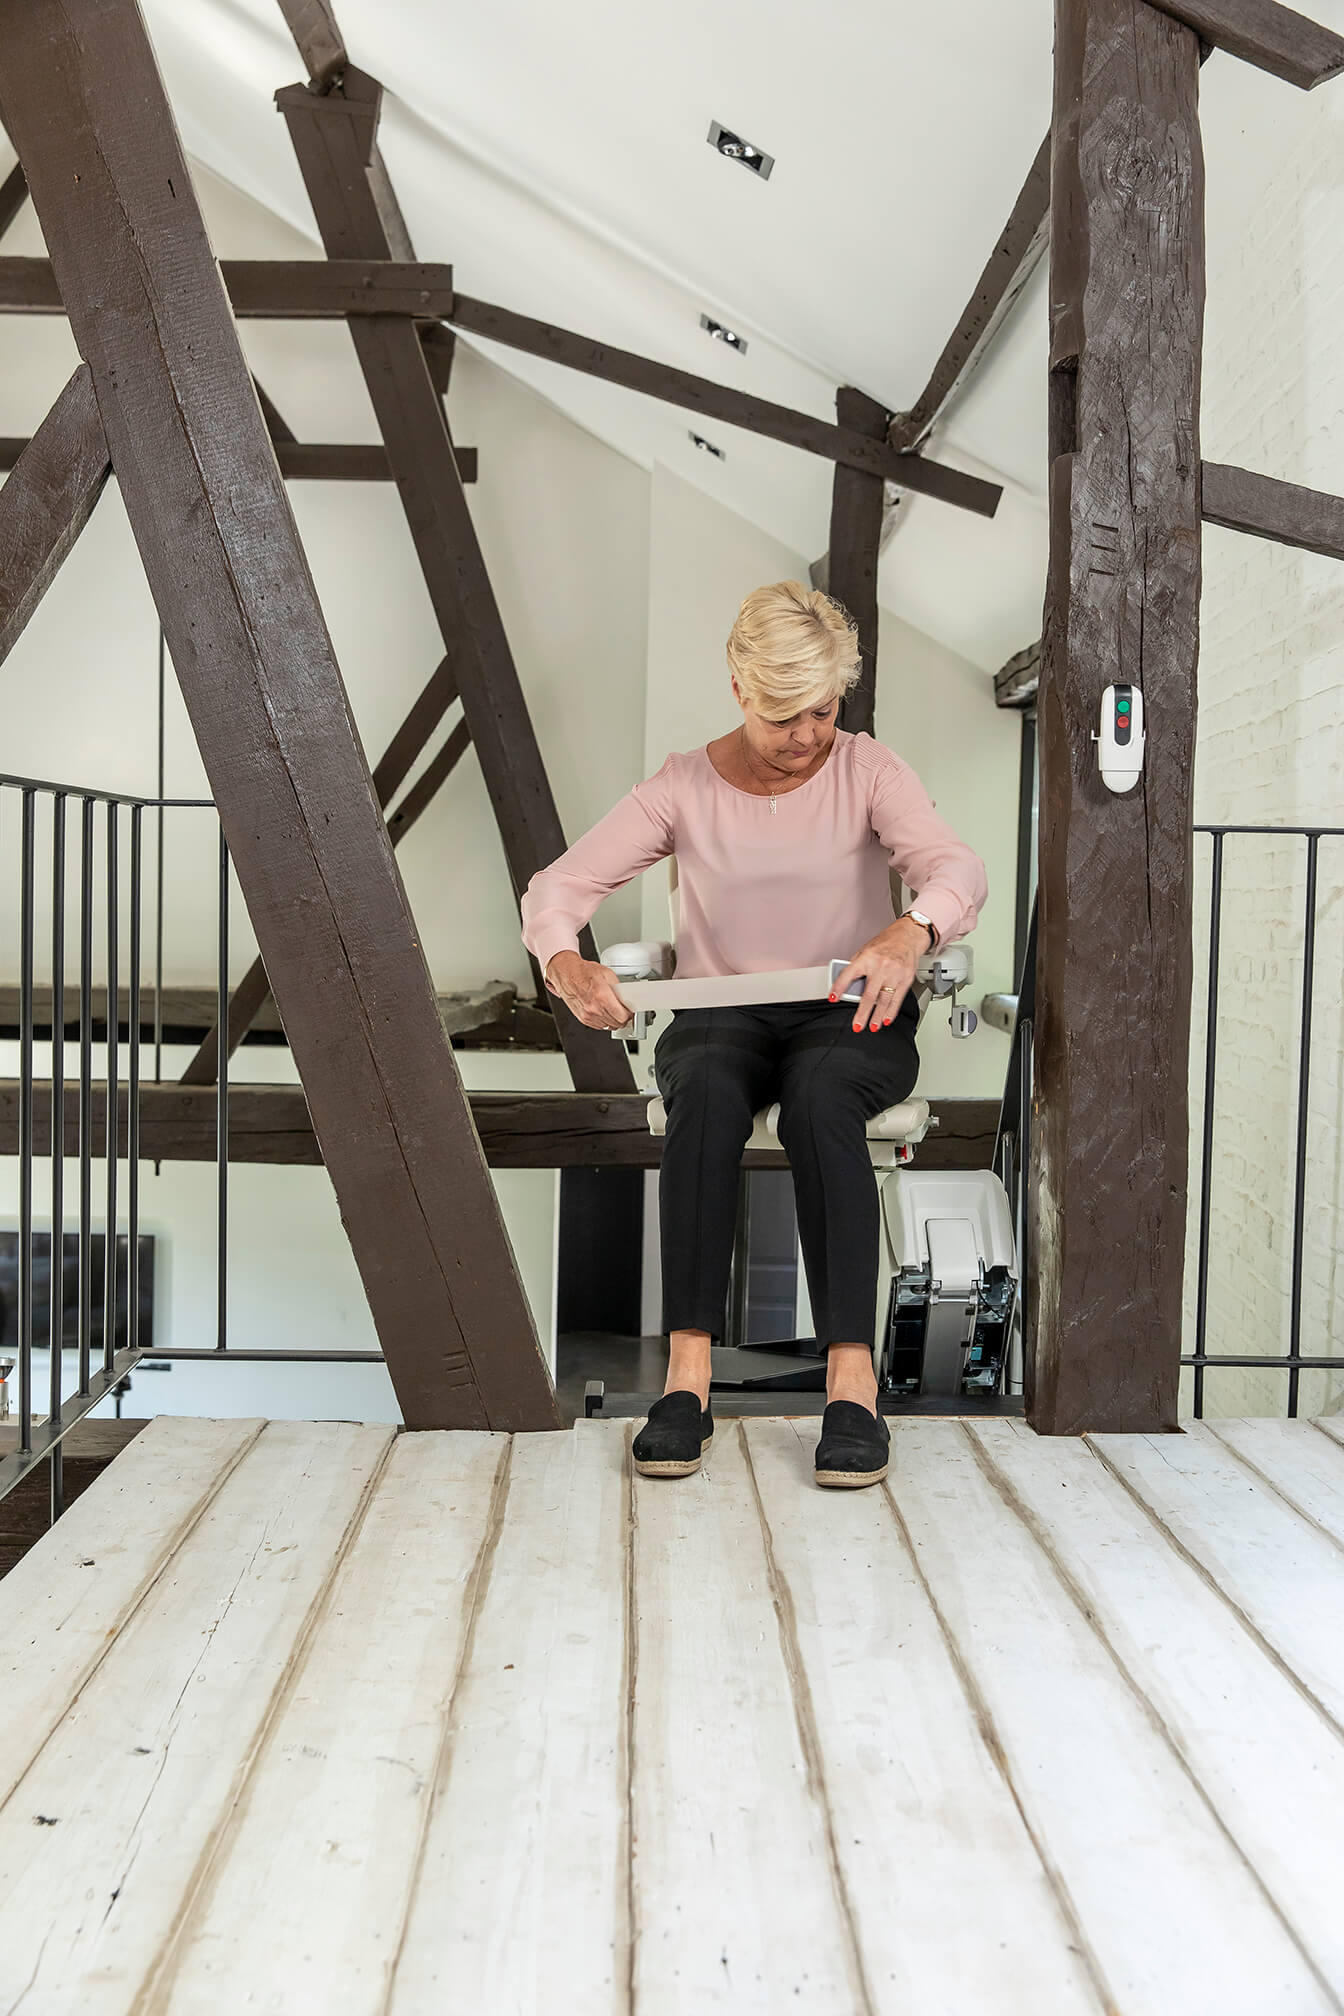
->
xmin=160 ymin=1 xmax=1055 ymax=670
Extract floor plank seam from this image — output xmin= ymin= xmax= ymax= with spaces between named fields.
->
xmin=967 ymin=1425 xmax=1344 ymax=2009
xmin=381 ymin=1434 xmax=515 ymax=2015
xmin=0 ymin=1418 xmax=268 ymax=1829
xmin=879 ymin=1459 xmax=1116 ymax=2016
xmin=738 ymin=1423 xmax=879 ymax=2016
xmin=620 ymin=1425 xmax=638 ymax=2016
xmin=131 ymin=1427 xmax=401 ymax=2016
xmin=1203 ymin=1424 xmax=1344 ymax=1558
xmin=1083 ymin=1434 xmax=1344 ymax=1747
xmin=1312 ymin=1419 xmax=1344 ymax=1452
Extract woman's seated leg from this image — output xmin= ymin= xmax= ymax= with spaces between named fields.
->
xmin=653 ymin=1007 xmax=778 ymax=1399
xmin=775 ymin=1011 xmax=919 ymax=1411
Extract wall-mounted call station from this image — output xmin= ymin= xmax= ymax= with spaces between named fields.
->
xmin=1095 ymin=682 xmax=1145 ymax=792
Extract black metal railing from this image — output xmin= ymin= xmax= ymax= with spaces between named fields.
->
xmin=1187 ymin=823 xmax=1342 ymax=1418
xmin=0 ymin=765 xmax=388 ymax=1520
xmin=0 ymin=774 xmax=181 ymax=1509
xmin=993 ymin=900 xmax=1036 ymax=1395
xmin=995 ymin=828 xmax=1341 ymax=1419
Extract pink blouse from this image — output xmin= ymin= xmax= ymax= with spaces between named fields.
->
xmin=520 ymin=728 xmax=987 ymax=983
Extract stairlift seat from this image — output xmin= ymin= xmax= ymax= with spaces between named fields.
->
xmin=644 ymin=1091 xmax=932 ymax=1162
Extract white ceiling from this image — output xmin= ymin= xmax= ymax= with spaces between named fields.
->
xmin=152 ymin=2 xmax=1060 ymax=669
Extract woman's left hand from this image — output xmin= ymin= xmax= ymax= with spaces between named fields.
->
xmin=831 ymin=917 xmax=929 ymax=1034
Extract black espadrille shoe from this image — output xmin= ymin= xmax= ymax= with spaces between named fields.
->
xmin=632 ymin=1390 xmax=714 ymax=1478
xmin=814 ymin=1400 xmax=890 ymax=1488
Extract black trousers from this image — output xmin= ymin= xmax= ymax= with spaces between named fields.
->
xmin=653 ymin=994 xmax=920 ymax=1348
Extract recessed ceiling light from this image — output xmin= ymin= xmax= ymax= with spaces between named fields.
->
xmin=700 ymin=314 xmax=748 ymax=354
xmin=689 ymin=431 xmax=725 ymax=460
xmin=706 ymin=120 xmax=774 ymax=180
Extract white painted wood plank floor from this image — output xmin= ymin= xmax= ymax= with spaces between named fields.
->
xmin=3 ymin=1413 xmax=1344 ymax=2014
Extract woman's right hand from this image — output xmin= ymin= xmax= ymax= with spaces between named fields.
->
xmin=544 ymin=950 xmax=634 ymax=1031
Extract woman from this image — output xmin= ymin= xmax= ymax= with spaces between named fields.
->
xmin=521 ymin=581 xmax=987 ymax=1489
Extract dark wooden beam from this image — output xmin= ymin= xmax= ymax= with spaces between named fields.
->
xmin=828 ymin=388 xmax=889 ymax=738
xmin=447 ymin=291 xmax=1002 ymax=518
xmin=0 ymin=363 xmax=111 ymax=667
xmin=1149 ymin=0 xmax=1344 ymax=87
xmin=385 ymin=717 xmax=473 ymax=845
xmin=278 ymin=67 xmax=634 ymax=1095
xmin=227 ymin=257 xmax=456 ymax=317
xmin=278 ymin=0 xmax=347 ymax=91
xmin=421 ymin=320 xmax=456 ymax=396
xmin=0 ymin=1082 xmax=999 ymax=1172
xmin=994 ymin=640 xmax=1042 ymax=710
xmin=890 ymin=134 xmax=1052 ymax=452
xmin=0 ymin=161 xmax=28 ymax=241
xmin=0 ymin=435 xmax=476 ymax=484
xmin=1030 ymin=0 xmax=1205 ymax=1435
xmin=1201 ymin=459 xmax=1344 ymax=558
xmin=0 ymin=250 xmax=997 ymax=514
xmin=11 ymin=250 xmax=453 ymax=318
xmin=0 ymin=980 xmax=530 ymax=1045
xmin=0 ymin=254 xmax=455 ymax=317
xmin=182 ymin=654 xmax=463 ymax=1086
xmin=0 ymin=0 xmax=558 ymax=1432
xmin=370 ymin=652 xmax=458 ymax=803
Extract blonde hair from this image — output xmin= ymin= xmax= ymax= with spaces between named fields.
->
xmin=725 ymin=581 xmax=861 ymax=720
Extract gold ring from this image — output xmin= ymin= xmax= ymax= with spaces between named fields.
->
xmin=879 ymin=985 xmax=895 ymax=993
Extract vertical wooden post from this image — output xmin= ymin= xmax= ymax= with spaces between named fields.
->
xmin=0 ymin=0 xmax=559 ymax=1431
xmin=827 ymin=388 xmax=889 ymax=738
xmin=1029 ymin=0 xmax=1205 ymax=1433
xmin=277 ymin=68 xmax=634 ymax=1095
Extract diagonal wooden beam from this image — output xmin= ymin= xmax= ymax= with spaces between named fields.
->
xmin=827 ymin=388 xmax=889 ymax=738
xmin=252 ymin=374 xmax=296 ymax=442
xmin=182 ymin=653 xmax=463 ymax=1085
xmin=0 ymin=0 xmax=558 ymax=1431
xmin=246 ymin=373 xmax=478 ymax=483
xmin=0 ymin=254 xmax=995 ymax=509
xmin=1201 ymin=459 xmax=1344 ymax=557
xmin=385 ymin=717 xmax=473 ymax=846
xmin=447 ymin=292 xmax=1002 ymax=517
xmin=278 ymin=66 xmax=635 ymax=1094
xmin=1149 ymin=0 xmax=1344 ymax=87
xmin=277 ymin=0 xmax=347 ymax=91
xmin=0 ymin=362 xmax=111 ymax=667
xmin=0 ymin=161 xmax=28 ymax=241
xmin=889 ymin=134 xmax=1052 ymax=453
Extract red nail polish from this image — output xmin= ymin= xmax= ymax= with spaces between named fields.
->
xmin=852 ymin=1022 xmax=861 ymax=1033
xmin=828 ymin=993 xmax=836 ymax=1002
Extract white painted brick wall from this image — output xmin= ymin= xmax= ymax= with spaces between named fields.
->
xmin=1183 ymin=57 xmax=1344 ymax=1417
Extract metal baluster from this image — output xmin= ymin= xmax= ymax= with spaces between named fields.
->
xmin=104 ymin=803 xmax=119 ymax=1374
xmin=128 ymin=806 xmax=142 ymax=1355
xmin=17 ymin=789 xmax=35 ymax=1457
xmin=78 ymin=799 xmax=94 ymax=1398
xmin=49 ymin=795 xmax=67 ymax=1521
xmin=217 ymin=828 xmax=229 ymax=1351
xmin=1192 ymin=831 xmax=1223 ymax=1423
xmin=155 ymin=630 xmax=165 ymax=1090
xmin=1287 ymin=834 xmax=1319 ymax=1421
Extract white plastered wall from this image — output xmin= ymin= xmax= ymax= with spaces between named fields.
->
xmin=1180 ymin=58 xmax=1344 ymax=1418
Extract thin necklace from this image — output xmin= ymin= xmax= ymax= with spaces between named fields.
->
xmin=739 ymin=726 xmax=780 ymax=814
